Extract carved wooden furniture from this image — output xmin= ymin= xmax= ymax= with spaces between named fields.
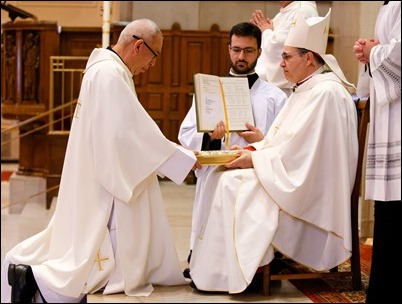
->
xmin=2 ymin=21 xmax=59 ymax=177
xmin=262 ymin=98 xmax=370 ymax=296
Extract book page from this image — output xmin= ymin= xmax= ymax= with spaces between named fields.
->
xmin=194 ymin=73 xmax=225 ymax=132
xmin=220 ymin=77 xmax=254 ymax=131
xmin=193 ymin=73 xmax=254 ymax=132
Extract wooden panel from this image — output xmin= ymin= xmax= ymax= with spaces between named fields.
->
xmin=17 ymin=121 xmax=47 ymax=175
xmin=217 ymin=36 xmax=231 ymax=75
xmin=59 ymin=24 xmax=125 ymax=56
xmin=148 ymin=93 xmax=164 ymax=110
xmin=1 ymin=20 xmax=59 ymax=117
xmin=180 ymin=38 xmax=211 ymax=86
xmin=1 ymin=21 xmax=59 ymax=177
xmin=59 ymin=27 xmax=102 ymax=56
xmin=169 ymin=93 xmax=180 ymax=111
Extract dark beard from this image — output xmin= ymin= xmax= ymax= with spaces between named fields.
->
xmin=230 ymin=59 xmax=257 ymax=75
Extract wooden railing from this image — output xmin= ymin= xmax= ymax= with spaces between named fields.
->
xmin=1 ymin=56 xmax=87 ymax=210
xmin=1 ymin=101 xmax=74 ymax=210
xmin=49 ymin=56 xmax=87 ymax=132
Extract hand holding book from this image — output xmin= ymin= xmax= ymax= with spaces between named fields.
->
xmin=208 ymin=120 xmax=226 ymax=140
xmin=236 ymin=122 xmax=264 ymax=143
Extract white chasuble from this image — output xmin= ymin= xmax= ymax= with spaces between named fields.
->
xmin=190 ymin=167 xmax=278 ymax=293
xmin=190 ymin=72 xmax=358 ymax=293
xmin=1 ymin=48 xmax=194 ymax=302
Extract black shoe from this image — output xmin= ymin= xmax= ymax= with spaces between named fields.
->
xmin=189 ymin=280 xmax=198 ymax=290
xmin=189 ymin=280 xmax=226 ymax=294
xmin=183 ymin=267 xmax=191 ymax=279
xmin=8 ymin=264 xmax=38 ymax=303
xmin=187 ymin=250 xmax=192 ymax=264
xmin=8 ymin=265 xmax=47 ymax=303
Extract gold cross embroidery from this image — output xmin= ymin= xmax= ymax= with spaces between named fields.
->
xmin=290 ymin=19 xmax=296 ymax=28
xmin=94 ymin=250 xmax=109 ymax=271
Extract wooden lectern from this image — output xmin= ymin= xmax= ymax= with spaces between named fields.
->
xmin=1 ymin=21 xmax=59 ymax=176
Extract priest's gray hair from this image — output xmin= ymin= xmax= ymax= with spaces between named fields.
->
xmin=118 ymin=19 xmax=163 ymax=47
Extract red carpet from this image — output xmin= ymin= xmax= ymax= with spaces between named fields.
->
xmin=292 ymin=244 xmax=371 ymax=303
xmin=1 ymin=171 xmax=13 ymax=181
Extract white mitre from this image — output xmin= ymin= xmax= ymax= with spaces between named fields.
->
xmin=285 ymin=8 xmax=355 ymax=91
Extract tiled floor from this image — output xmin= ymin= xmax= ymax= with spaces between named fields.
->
xmin=1 ymin=162 xmax=312 ymax=303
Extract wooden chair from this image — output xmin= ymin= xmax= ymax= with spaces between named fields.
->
xmin=262 ymin=98 xmax=370 ymax=296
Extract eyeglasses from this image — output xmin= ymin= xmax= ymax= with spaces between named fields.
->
xmin=132 ymin=34 xmax=158 ymax=58
xmin=229 ymin=46 xmax=257 ymax=55
xmin=281 ymin=51 xmax=304 ymax=61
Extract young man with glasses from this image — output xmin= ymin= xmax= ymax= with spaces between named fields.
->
xmin=178 ymin=22 xmax=287 ymax=279
xmin=2 ymin=19 xmax=200 ymax=303
xmin=187 ymin=10 xmax=359 ymax=294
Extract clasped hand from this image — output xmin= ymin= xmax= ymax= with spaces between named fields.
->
xmin=353 ymin=38 xmax=379 ymax=64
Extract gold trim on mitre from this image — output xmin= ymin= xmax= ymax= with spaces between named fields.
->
xmin=285 ymin=9 xmax=355 ymax=91
xmin=285 ymin=8 xmax=331 ymax=54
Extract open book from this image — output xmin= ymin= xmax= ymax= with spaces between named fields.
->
xmin=193 ymin=73 xmax=255 ymax=132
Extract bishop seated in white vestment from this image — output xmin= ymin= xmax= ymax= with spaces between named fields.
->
xmin=188 ymin=9 xmax=359 ymax=294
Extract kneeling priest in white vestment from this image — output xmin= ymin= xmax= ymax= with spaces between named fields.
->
xmin=1 ymin=19 xmax=198 ymax=303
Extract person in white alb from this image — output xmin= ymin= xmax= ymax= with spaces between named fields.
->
xmin=178 ymin=22 xmax=287 ymax=273
xmin=188 ymin=9 xmax=359 ymax=294
xmin=1 ymin=19 xmax=200 ymax=303
xmin=353 ymin=1 xmax=401 ymax=302
xmin=250 ymin=1 xmax=318 ymax=96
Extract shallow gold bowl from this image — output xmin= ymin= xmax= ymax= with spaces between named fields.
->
xmin=196 ymin=150 xmax=240 ymax=165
